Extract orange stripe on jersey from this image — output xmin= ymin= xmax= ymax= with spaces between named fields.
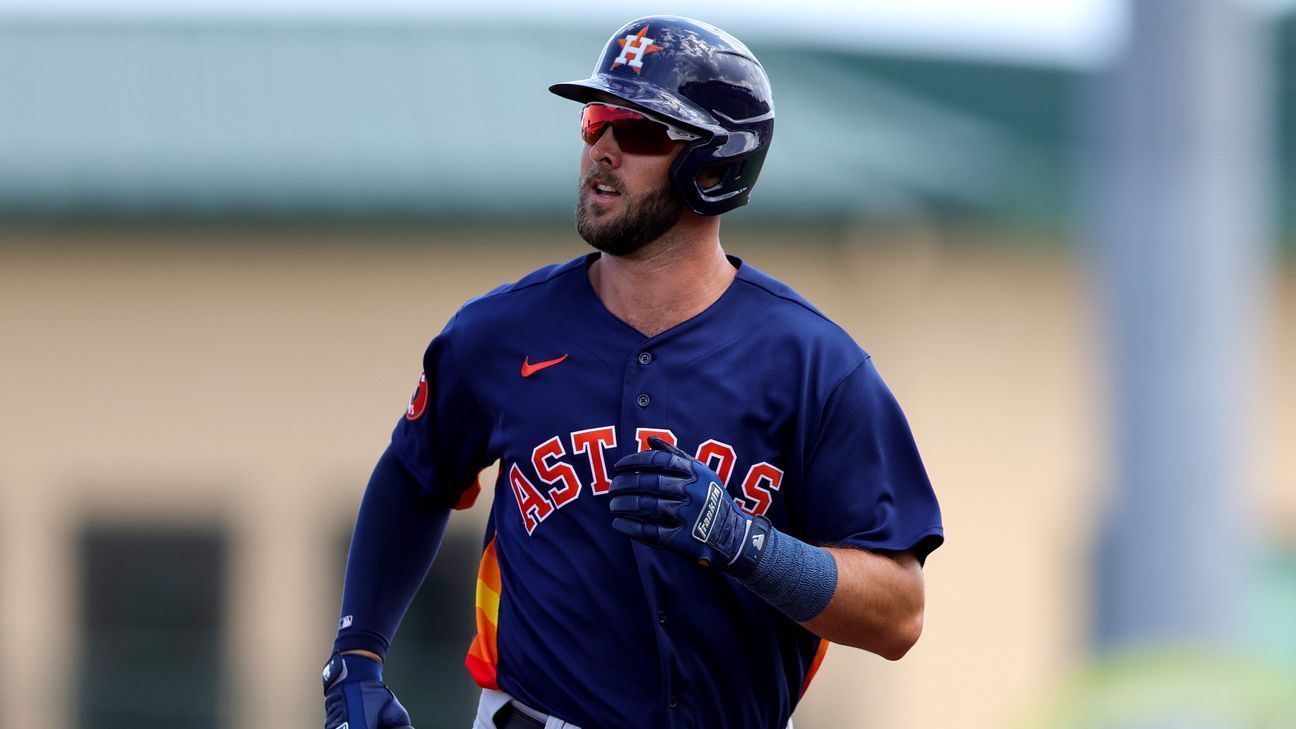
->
xmin=465 ymin=652 xmax=498 ymax=689
xmin=464 ymin=535 xmax=502 ymax=689
xmin=454 ymin=477 xmax=483 ymax=510
xmin=800 ymin=639 xmax=829 ymax=699
xmin=477 ymin=537 xmax=501 ymax=595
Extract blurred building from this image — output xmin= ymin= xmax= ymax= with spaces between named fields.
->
xmin=1 ymin=14 xmax=1294 ymax=729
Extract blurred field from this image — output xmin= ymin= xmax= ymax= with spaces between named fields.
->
xmin=1 ymin=224 xmax=1291 ymax=729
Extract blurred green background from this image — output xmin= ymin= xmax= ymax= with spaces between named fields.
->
xmin=1 ymin=2 xmax=1294 ymax=728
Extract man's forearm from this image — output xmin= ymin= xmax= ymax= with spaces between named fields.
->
xmin=801 ymin=547 xmax=925 ymax=660
xmin=333 ymin=445 xmax=451 ymax=660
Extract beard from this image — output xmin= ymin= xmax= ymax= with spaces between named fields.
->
xmin=575 ymin=173 xmax=685 ymax=258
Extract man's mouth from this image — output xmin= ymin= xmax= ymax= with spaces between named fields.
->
xmin=589 ymin=178 xmax=622 ymax=203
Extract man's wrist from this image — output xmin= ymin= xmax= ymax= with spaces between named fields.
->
xmin=323 ymin=649 xmax=385 ymax=694
xmin=333 ymin=626 xmax=391 ymax=663
xmin=341 ymin=649 xmax=383 ymax=664
xmin=735 ymin=526 xmax=839 ymax=623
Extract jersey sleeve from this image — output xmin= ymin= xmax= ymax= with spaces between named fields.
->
xmin=390 ymin=312 xmax=495 ymax=509
xmin=798 ymin=357 xmax=944 ymax=563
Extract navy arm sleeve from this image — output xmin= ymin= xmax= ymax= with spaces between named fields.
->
xmin=332 ymin=444 xmax=451 ymax=660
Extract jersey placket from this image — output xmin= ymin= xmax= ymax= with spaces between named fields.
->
xmin=616 ymin=338 xmax=691 ymax=727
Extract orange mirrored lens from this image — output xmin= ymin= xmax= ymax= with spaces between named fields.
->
xmin=580 ymin=105 xmax=680 ymax=155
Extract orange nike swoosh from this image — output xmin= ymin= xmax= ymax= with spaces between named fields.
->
xmin=521 ymin=354 xmax=568 ymax=378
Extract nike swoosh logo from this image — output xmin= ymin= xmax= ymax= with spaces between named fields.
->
xmin=521 ymin=354 xmax=568 ymax=378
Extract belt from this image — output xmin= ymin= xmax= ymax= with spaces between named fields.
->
xmin=493 ymin=701 xmax=547 ymax=729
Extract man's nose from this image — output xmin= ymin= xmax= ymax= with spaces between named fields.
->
xmin=586 ymin=125 xmax=621 ymax=167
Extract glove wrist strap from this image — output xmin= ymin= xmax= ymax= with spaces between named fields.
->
xmin=322 ymin=650 xmax=384 ymax=694
xmin=726 ymin=515 xmax=772 ymax=579
xmin=321 ymin=652 xmax=347 ymax=693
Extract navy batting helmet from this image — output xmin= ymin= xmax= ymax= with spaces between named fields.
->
xmin=550 ymin=16 xmax=775 ymax=216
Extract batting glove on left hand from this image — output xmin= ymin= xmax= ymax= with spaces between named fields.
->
xmin=610 ymin=437 xmax=771 ymax=578
xmin=322 ymin=651 xmax=414 ymax=729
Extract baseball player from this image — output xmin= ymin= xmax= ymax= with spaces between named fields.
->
xmin=323 ymin=15 xmax=943 ymax=729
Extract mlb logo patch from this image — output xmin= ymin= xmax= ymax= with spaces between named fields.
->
xmin=338 ymin=615 xmax=353 ymax=630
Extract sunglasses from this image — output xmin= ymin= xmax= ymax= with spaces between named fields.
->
xmin=580 ymin=103 xmax=701 ymax=155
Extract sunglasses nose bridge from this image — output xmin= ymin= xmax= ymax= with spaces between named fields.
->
xmin=581 ymin=114 xmax=617 ymax=146
xmin=585 ymin=123 xmax=624 ymax=165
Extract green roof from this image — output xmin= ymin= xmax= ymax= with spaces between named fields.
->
xmin=20 ymin=16 xmax=1296 ymax=238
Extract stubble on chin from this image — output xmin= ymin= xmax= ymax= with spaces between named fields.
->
xmin=575 ymin=178 xmax=684 ymax=258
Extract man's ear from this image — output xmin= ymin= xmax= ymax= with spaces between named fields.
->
xmin=697 ymin=162 xmax=731 ymax=191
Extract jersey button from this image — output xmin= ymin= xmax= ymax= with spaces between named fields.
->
xmin=638 ymin=351 xmax=653 ymax=365
xmin=637 ymin=393 xmax=650 ymax=408
xmin=668 ymin=695 xmax=678 ymax=709
xmin=657 ymin=609 xmax=666 ymax=624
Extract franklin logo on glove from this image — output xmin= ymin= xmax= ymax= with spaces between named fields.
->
xmin=693 ymin=482 xmax=724 ymax=542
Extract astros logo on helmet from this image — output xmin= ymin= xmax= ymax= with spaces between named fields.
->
xmin=611 ymin=26 xmax=663 ymax=72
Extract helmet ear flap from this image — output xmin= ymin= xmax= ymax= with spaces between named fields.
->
xmin=672 ymin=136 xmax=765 ymax=216
xmin=698 ymin=161 xmax=746 ymax=194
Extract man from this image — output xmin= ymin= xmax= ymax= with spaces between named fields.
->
xmin=323 ymin=15 xmax=943 ymax=729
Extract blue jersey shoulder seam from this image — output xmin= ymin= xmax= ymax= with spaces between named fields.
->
xmin=732 ymin=274 xmax=839 ymax=329
xmin=458 ymin=258 xmax=586 ymax=314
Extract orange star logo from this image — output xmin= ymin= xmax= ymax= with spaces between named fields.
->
xmin=611 ymin=26 xmax=663 ymax=74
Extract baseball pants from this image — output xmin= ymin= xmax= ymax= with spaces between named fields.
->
xmin=473 ymin=689 xmax=795 ymax=729
xmin=474 ymin=688 xmax=582 ymax=729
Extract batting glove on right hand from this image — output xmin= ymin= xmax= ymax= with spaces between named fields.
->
xmin=610 ymin=437 xmax=771 ymax=579
xmin=322 ymin=651 xmax=414 ymax=729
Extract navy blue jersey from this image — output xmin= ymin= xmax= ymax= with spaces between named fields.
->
xmin=391 ymin=253 xmax=943 ymax=729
